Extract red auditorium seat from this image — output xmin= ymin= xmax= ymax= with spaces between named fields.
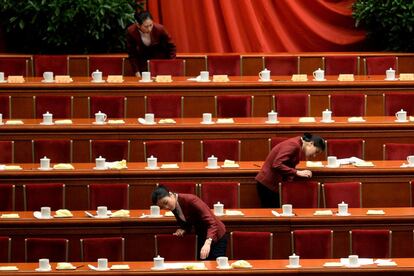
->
xmin=88 ymin=184 xmax=129 ymax=210
xmin=154 ymin=234 xmax=197 ymax=261
xmin=148 ymin=59 xmax=185 ymax=76
xmin=292 ymin=229 xmax=333 ymax=259
xmin=81 ymin=237 xmax=125 ymax=261
xmin=231 ymin=231 xmax=273 ymax=259
xmin=322 ymin=182 xmax=362 ymax=208
xmin=279 ymin=181 xmax=320 ymax=208
xmin=199 ymin=182 xmax=240 ymax=209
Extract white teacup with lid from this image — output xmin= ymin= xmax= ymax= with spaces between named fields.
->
xmin=385 ymin=68 xmax=396 ymax=80
xmin=214 ymin=202 xmax=224 ymax=216
xmin=267 ymin=110 xmax=278 ymax=123
xmin=216 ymin=256 xmax=230 ymax=269
xmin=207 ymin=155 xmax=218 ymax=168
xmin=327 ymin=156 xmax=338 ymax=167
xmin=97 ymin=206 xmax=108 ymax=218
xmin=0 ymin=113 xmax=3 ymax=125
xmin=322 ymin=109 xmax=332 ymax=122
xmin=199 ymin=71 xmax=209 ymax=82
xmin=348 ymin=255 xmax=359 ymax=267
xmin=313 ymin=68 xmax=325 ymax=81
xmin=407 ymin=155 xmax=414 ymax=166
xmin=147 ymin=155 xmax=158 ymax=169
xmin=259 ymin=68 xmax=271 ymax=81
xmin=40 ymin=206 xmax=51 ymax=218
xmin=0 ymin=72 xmax=4 ymax=82
xmin=94 ymin=111 xmax=107 ymax=124
xmin=288 ymin=253 xmax=300 ymax=267
xmin=95 ymin=156 xmax=106 ymax=170
xmin=97 ymin=258 xmax=108 ymax=270
xmin=145 ymin=113 xmax=155 ymax=124
xmin=43 ymin=71 xmax=54 ymax=82
xmin=40 ymin=156 xmax=51 ymax=170
xmin=150 ymin=205 xmax=160 ymax=216
xmin=38 ymin=258 xmax=51 ymax=271
xmin=337 ymin=201 xmax=348 ymax=215
xmin=42 ymin=111 xmax=53 ymax=125
xmin=153 ymin=255 xmax=164 ymax=269
xmin=282 ymin=204 xmax=293 ymax=216
xmin=395 ymin=109 xmax=407 ymax=122
xmin=91 ymin=70 xmax=103 ymax=82
xmin=202 ymin=113 xmax=213 ymax=124
xmin=141 ymin=71 xmax=151 ymax=82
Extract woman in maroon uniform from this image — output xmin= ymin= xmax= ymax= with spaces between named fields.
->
xmin=256 ymin=133 xmax=325 ymax=208
xmin=152 ymin=186 xmax=227 ymax=260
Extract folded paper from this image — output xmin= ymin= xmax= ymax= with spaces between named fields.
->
xmin=55 ymin=75 xmax=73 ymax=83
xmin=155 ymin=75 xmax=172 ymax=82
xmin=216 ymin=118 xmax=234 ymax=124
xmin=399 ymin=73 xmax=414 ymax=81
xmin=55 ymin=119 xmax=73 ymax=125
xmin=338 ymin=74 xmax=355 ymax=81
xmin=107 ymin=75 xmax=124 ymax=83
xmin=5 ymin=120 xmax=24 ymax=125
xmin=291 ymin=74 xmax=308 ymax=82
xmin=231 ymin=260 xmax=252 ymax=268
xmin=53 ymin=163 xmax=74 ymax=170
xmin=0 ymin=213 xmax=20 ymax=219
xmin=158 ymin=118 xmax=176 ymax=124
xmin=299 ymin=117 xmax=316 ymax=123
xmin=212 ymin=75 xmax=230 ymax=82
xmin=55 ymin=209 xmax=73 ymax=217
xmin=7 ymin=76 xmax=24 ymax=83
xmin=306 ymin=161 xmax=323 ymax=168
xmin=105 ymin=160 xmax=127 ymax=170
xmin=348 ymin=117 xmax=366 ymax=122
xmin=111 ymin=209 xmax=130 ymax=217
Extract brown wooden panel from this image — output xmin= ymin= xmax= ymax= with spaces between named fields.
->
xmin=242 ymin=56 xmax=263 ymax=76
xmin=68 ymin=57 xmax=88 ymax=76
xmin=300 ymin=57 xmax=323 ymax=75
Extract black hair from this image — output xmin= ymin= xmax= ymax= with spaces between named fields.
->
xmin=134 ymin=11 xmax=153 ymax=25
xmin=302 ymin=132 xmax=325 ymax=151
xmin=151 ymin=185 xmax=170 ymax=205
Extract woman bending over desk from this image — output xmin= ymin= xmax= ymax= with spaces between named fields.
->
xmin=152 ymin=186 xmax=227 ymax=260
xmin=256 ymin=133 xmax=326 ymax=208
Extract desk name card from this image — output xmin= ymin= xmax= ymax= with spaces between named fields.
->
xmin=55 ymin=75 xmax=73 ymax=83
xmin=107 ymin=75 xmax=124 ymax=83
xmin=155 ymin=75 xmax=172 ymax=83
xmin=7 ymin=76 xmax=25 ymax=83
xmin=212 ymin=75 xmax=229 ymax=82
xmin=291 ymin=74 xmax=308 ymax=82
xmin=399 ymin=73 xmax=414 ymax=81
xmin=338 ymin=74 xmax=355 ymax=81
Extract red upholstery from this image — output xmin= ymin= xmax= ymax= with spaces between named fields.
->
xmin=32 ymin=140 xmax=72 ymax=163
xmin=216 ymin=95 xmax=253 ymax=117
xmin=146 ymin=95 xmax=183 ymax=118
xmin=81 ymin=237 xmax=125 ymax=261
xmin=201 ymin=139 xmax=240 ymax=161
xmin=25 ymin=238 xmax=68 ymax=262
xmin=274 ymin=94 xmax=309 ymax=117
xmin=323 ymin=182 xmax=362 ymax=208
xmin=350 ymin=229 xmax=391 ymax=258
xmin=33 ymin=55 xmax=68 ymax=76
xmin=330 ymin=94 xmax=366 ymax=117
xmin=200 ymin=182 xmax=239 ymax=208
xmin=0 ymin=237 xmax=10 ymax=262
xmin=325 ymin=56 xmax=359 ymax=75
xmin=383 ymin=143 xmax=414 ymax=160
xmin=0 ymin=141 xmax=13 ymax=163
xmin=263 ymin=56 xmax=298 ymax=75
xmin=24 ymin=183 xmax=65 ymax=211
xmin=89 ymin=96 xmax=126 ymax=118
xmin=269 ymin=137 xmax=289 ymax=151
xmin=383 ymin=93 xmax=414 ymax=116
xmin=155 ymin=234 xmax=197 ymax=261
xmin=88 ymin=57 xmax=123 ymax=76
xmin=144 ymin=140 xmax=184 ymax=162
xmin=90 ymin=140 xmax=130 ymax=162
xmin=365 ymin=56 xmax=397 ymax=75
xmin=0 ymin=184 xmax=15 ymax=211
xmin=0 ymin=96 xmax=11 ymax=119
xmin=292 ymin=229 xmax=333 ymax=259
xmin=149 ymin=59 xmax=185 ymax=76
xmin=88 ymin=184 xmax=129 ymax=210
xmin=279 ymin=181 xmax=320 ymax=208
xmin=326 ymin=139 xmax=365 ymax=159
xmin=34 ymin=95 xmax=72 ymax=119
xmin=158 ymin=182 xmax=197 ymax=195
xmin=411 ymin=180 xmax=414 ymax=207
xmin=0 ymin=57 xmax=29 ymax=76
xmin=207 ymin=55 xmax=241 ymax=76
xmin=231 ymin=231 xmax=272 ymax=259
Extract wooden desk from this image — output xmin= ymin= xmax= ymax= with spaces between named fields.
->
xmin=1 ymin=160 xmax=414 ymax=210
xmin=3 ymin=259 xmax=414 ymax=276
xmin=1 ymin=116 xmax=414 ymax=162
xmin=1 ymin=76 xmax=413 ymax=119
xmin=1 ymin=208 xmax=414 ymax=262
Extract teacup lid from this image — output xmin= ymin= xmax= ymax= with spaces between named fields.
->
xmin=339 ymin=201 xmax=347 ymax=205
xmin=95 ymin=110 xmax=104 ymax=115
xmin=40 ymin=156 xmax=49 ymax=160
xmin=154 ymin=255 xmax=164 ymax=260
xmin=214 ymin=201 xmax=223 ymax=206
xmin=147 ymin=155 xmax=157 ymax=160
xmin=387 ymin=67 xmax=395 ymax=71
xmin=43 ymin=111 xmax=52 ymax=116
xmin=208 ymin=155 xmax=217 ymax=159
xmin=315 ymin=68 xmax=323 ymax=72
xmin=94 ymin=69 xmax=101 ymax=73
xmin=262 ymin=68 xmax=270 ymax=73
xmin=323 ymin=109 xmax=331 ymax=113
xmin=96 ymin=155 xmax=105 ymax=160
xmin=268 ymin=110 xmax=277 ymax=114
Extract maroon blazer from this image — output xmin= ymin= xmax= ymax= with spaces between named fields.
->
xmin=126 ymin=23 xmax=176 ymax=73
xmin=174 ymin=193 xmax=226 ymax=243
xmin=255 ymin=136 xmax=302 ymax=191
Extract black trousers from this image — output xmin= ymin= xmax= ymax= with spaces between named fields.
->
xmin=198 ymin=234 xmax=228 ymax=260
xmin=256 ymin=182 xmax=280 ymax=208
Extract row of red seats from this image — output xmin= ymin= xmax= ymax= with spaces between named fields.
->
xmin=0 ymin=55 xmax=400 ymax=76
xmin=1 ymin=93 xmax=414 ymax=119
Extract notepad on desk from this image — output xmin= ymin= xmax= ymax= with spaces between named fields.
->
xmin=299 ymin=117 xmax=316 ymax=123
xmin=55 ymin=119 xmax=73 ymax=125
xmin=216 ymin=118 xmax=234 ymax=124
xmin=306 ymin=161 xmax=323 ymax=168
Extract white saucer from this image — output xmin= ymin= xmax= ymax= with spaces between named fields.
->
xmin=286 ymin=265 xmax=302 ymax=268
xmin=151 ymin=267 xmax=166 ymax=270
xmin=33 ymin=211 xmax=53 ymax=219
xmin=336 ymin=212 xmax=351 ymax=216
xmin=196 ymin=79 xmax=211 ymax=82
xmin=40 ymin=122 xmax=54 ymax=125
xmin=92 ymin=121 xmax=107 ymax=125
xmin=265 ymin=120 xmax=279 ymax=124
xmin=216 ymin=265 xmax=232 ymax=270
xmin=200 ymin=121 xmax=215 ymax=124
xmin=93 ymin=167 xmax=108 ymax=170
xmin=35 ymin=267 xmax=52 ymax=272
xmin=147 ymin=214 xmax=163 ymax=218
xmin=91 ymin=80 xmax=106 ymax=83
xmin=384 ymin=78 xmax=398 ymax=81
xmin=313 ymin=79 xmax=327 ymax=81
xmin=280 ymin=213 xmax=295 ymax=217
xmin=142 ymin=122 xmax=157 ymax=125
xmin=346 ymin=264 xmax=361 ymax=268
xmin=320 ymin=119 xmax=335 ymax=123
xmin=145 ymin=166 xmax=160 ymax=170
xmin=41 ymin=80 xmax=55 ymax=83
xmin=326 ymin=164 xmax=340 ymax=168
xmin=37 ymin=167 xmax=53 ymax=171
xmin=395 ymin=119 xmax=409 ymax=123
xmin=56 ymin=266 xmax=76 ymax=270
xmin=139 ymin=80 xmax=153 ymax=83
xmin=205 ymin=166 xmax=220 ymax=169
xmin=258 ymin=79 xmax=272 ymax=82
xmin=0 ymin=80 xmax=7 ymax=83
xmin=377 ymin=262 xmax=397 ymax=267
xmin=94 ymin=215 xmax=110 ymax=219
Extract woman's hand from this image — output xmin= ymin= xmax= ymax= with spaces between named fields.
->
xmin=173 ymin=228 xmax=185 ymax=237
xmin=296 ymin=169 xmax=312 ymax=178
xmin=200 ymin=239 xmax=212 ymax=259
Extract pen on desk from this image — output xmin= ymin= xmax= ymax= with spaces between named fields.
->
xmin=253 ymin=164 xmax=261 ymax=168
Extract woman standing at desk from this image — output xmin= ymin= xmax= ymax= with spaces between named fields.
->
xmin=126 ymin=11 xmax=176 ymax=76
xmin=256 ymin=133 xmax=325 ymax=208
xmin=152 ymin=186 xmax=226 ymax=260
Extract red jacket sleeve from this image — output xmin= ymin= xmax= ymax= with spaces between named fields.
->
xmin=191 ymin=197 xmax=220 ymax=242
